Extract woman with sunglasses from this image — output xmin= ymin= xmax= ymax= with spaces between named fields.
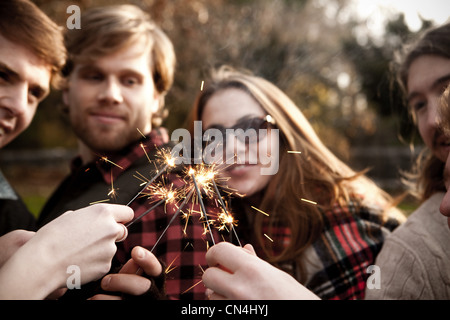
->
xmin=189 ymin=65 xmax=405 ymax=300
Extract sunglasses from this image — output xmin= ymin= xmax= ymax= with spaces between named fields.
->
xmin=203 ymin=114 xmax=276 ymax=146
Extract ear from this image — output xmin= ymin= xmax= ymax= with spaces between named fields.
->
xmin=151 ymin=90 xmax=161 ymax=114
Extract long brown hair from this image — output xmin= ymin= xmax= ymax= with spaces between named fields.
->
xmin=190 ymin=66 xmax=403 ymax=281
xmin=0 ymin=0 xmax=66 ymax=88
xmin=393 ymin=22 xmax=450 ymax=202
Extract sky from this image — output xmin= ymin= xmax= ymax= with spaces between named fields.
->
xmin=352 ymin=0 xmax=450 ymax=32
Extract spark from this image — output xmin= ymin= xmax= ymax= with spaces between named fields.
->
xmin=264 ymin=233 xmax=274 ymax=242
xmin=126 ymin=182 xmax=180 ymax=228
xmin=300 ymin=198 xmax=317 ymax=205
xmin=165 ymin=254 xmax=180 ymax=274
xmin=186 ymin=165 xmax=216 ymax=198
xmin=200 ymin=80 xmax=204 ymax=91
xmin=89 ymin=199 xmax=110 ymax=205
xmin=100 ymin=156 xmax=123 ymax=170
xmin=287 ymin=150 xmax=302 ymax=154
xmin=182 ymin=279 xmax=203 ymax=295
xmin=181 ymin=264 xmax=205 ymax=295
xmin=107 ymin=170 xmax=118 ymax=201
xmin=251 ymin=205 xmax=270 ymax=216
xmin=212 ymin=179 xmax=241 ymax=247
xmin=136 ymin=127 xmax=147 ymax=139
xmin=191 ymin=169 xmax=216 ymax=246
xmin=140 ymin=143 xmax=152 ymax=164
xmin=150 ymin=188 xmax=195 ymax=253
xmin=126 ymin=147 xmax=178 ymax=207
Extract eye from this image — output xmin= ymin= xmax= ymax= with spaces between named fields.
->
xmin=121 ymin=75 xmax=141 ymax=87
xmin=0 ymin=70 xmax=9 ymax=83
xmin=81 ymin=72 xmax=103 ymax=81
xmin=29 ymin=86 xmax=46 ymax=102
xmin=409 ymin=97 xmax=426 ymax=113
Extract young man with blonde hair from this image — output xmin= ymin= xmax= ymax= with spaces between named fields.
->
xmin=38 ymin=4 xmax=218 ymax=300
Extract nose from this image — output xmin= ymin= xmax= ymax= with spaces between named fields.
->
xmin=97 ymin=78 xmax=123 ymax=105
xmin=427 ymin=96 xmax=441 ymax=128
xmin=224 ymin=132 xmax=251 ymax=164
xmin=440 ymin=189 xmax=450 ymax=218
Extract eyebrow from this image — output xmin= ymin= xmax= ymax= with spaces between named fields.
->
xmin=0 ymin=62 xmax=49 ymax=100
xmin=407 ymin=74 xmax=450 ymax=102
xmin=77 ymin=64 xmax=145 ymax=77
xmin=205 ymin=114 xmax=259 ymax=130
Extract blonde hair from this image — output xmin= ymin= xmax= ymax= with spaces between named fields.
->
xmin=190 ymin=66 xmax=404 ymax=281
xmin=63 ymin=4 xmax=176 ymax=127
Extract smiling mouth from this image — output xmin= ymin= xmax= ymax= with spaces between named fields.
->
xmin=90 ymin=113 xmax=125 ymax=123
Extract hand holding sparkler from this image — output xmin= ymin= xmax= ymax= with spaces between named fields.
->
xmin=90 ymin=246 xmax=167 ymax=300
xmin=202 ymin=242 xmax=320 ymax=300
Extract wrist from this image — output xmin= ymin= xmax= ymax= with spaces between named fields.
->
xmin=0 ymin=235 xmax=67 ymax=299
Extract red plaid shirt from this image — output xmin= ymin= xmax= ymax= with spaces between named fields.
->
xmin=258 ymin=199 xmax=402 ymax=300
xmin=38 ymin=128 xmax=222 ymax=300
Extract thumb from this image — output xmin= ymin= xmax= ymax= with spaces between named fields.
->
xmin=242 ymin=243 xmax=257 ymax=256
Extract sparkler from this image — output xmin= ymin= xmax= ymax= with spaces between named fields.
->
xmin=125 ymin=198 xmax=167 ymax=228
xmin=150 ymin=188 xmax=195 ymax=253
xmin=125 ymin=148 xmax=177 ymax=206
xmin=211 ymin=178 xmax=241 ymax=247
xmin=190 ymin=168 xmax=216 ymax=246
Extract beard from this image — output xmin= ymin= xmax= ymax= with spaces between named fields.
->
xmin=71 ymin=117 xmax=142 ymax=155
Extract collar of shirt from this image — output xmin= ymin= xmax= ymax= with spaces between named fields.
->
xmin=70 ymin=128 xmax=170 ymax=185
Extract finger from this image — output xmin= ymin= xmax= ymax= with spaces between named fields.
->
xmin=130 ymin=246 xmax=162 ymax=277
xmin=243 ymin=243 xmax=257 ymax=256
xmin=208 ymin=291 xmax=227 ymax=300
xmin=103 ymin=204 xmax=134 ymax=224
xmin=101 ymin=274 xmax=151 ymax=296
xmin=88 ymin=294 xmax=122 ymax=300
xmin=118 ymin=258 xmax=140 ymax=275
xmin=206 ymin=242 xmax=250 ymax=272
xmin=206 ymin=288 xmax=227 ymax=300
xmin=115 ymin=223 xmax=128 ymax=242
xmin=202 ymin=266 xmax=234 ymax=297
